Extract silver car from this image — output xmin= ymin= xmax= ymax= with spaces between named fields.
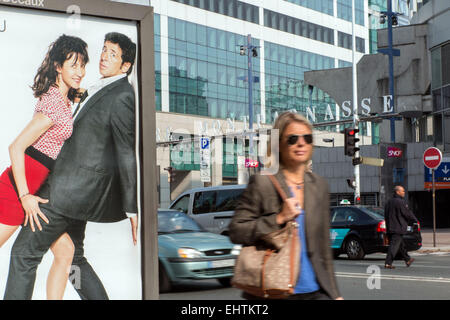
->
xmin=169 ymin=185 xmax=246 ymax=235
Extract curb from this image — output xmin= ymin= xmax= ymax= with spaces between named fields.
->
xmin=417 ymin=247 xmax=450 ymax=253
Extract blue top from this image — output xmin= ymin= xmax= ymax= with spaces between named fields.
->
xmin=294 ymin=208 xmax=320 ymax=294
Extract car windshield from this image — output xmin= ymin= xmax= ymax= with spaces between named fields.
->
xmin=358 ymin=207 xmax=385 ymax=220
xmin=158 ymin=211 xmax=205 ymax=234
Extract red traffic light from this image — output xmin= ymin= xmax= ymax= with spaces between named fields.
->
xmin=349 ymin=130 xmax=355 ymax=136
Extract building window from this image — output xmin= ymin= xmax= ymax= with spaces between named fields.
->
xmin=264 ymin=9 xmax=334 ymax=46
xmin=284 ymin=0 xmax=334 ymax=16
xmin=431 ymin=43 xmax=450 ymax=150
xmin=337 ymin=0 xmax=365 ymax=26
xmin=167 ymin=18 xmax=261 ymax=121
xmin=171 ymin=0 xmax=259 ymax=24
xmin=264 ymin=41 xmax=336 ymax=126
xmin=338 ymin=31 xmax=365 ymax=53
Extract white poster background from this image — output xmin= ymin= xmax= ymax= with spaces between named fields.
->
xmin=0 ymin=6 xmax=141 ymax=299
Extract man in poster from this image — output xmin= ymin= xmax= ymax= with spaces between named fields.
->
xmin=3 ymin=32 xmax=138 ymax=300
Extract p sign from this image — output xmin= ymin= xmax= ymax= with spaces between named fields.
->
xmin=200 ymin=137 xmax=210 ymax=150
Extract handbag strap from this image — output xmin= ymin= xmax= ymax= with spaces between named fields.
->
xmin=267 ymin=175 xmax=288 ymax=201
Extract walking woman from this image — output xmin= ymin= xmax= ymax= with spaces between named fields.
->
xmin=229 ymin=111 xmax=343 ymax=300
xmin=0 ymin=35 xmax=89 ymax=299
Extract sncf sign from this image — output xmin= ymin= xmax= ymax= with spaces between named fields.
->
xmin=388 ymin=146 xmax=403 ymax=158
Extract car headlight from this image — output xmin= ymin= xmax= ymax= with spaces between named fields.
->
xmin=231 ymin=245 xmax=242 ymax=256
xmin=178 ymin=248 xmax=203 ymax=259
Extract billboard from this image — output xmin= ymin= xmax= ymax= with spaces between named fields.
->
xmin=0 ymin=1 xmax=156 ymax=300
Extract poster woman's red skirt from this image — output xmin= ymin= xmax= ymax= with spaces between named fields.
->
xmin=0 ymin=147 xmax=54 ymax=226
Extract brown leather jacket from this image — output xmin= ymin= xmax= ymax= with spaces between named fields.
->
xmin=229 ymin=170 xmax=341 ymax=299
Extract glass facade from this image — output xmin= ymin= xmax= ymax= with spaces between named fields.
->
xmin=264 ymin=41 xmax=336 ymax=129
xmin=369 ymin=0 xmax=387 ymax=11
xmin=284 ymin=0 xmax=334 ymax=16
xmin=167 ymin=17 xmax=261 ymax=120
xmin=264 ymin=9 xmax=335 ymax=46
xmin=170 ymin=0 xmax=259 ymax=24
xmin=337 ymin=0 xmax=365 ymax=26
xmin=155 ymin=14 xmax=162 ymax=111
xmin=431 ymin=44 xmax=450 ymax=151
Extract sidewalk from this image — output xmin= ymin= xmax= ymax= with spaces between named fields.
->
xmin=418 ymin=228 xmax=450 ymax=253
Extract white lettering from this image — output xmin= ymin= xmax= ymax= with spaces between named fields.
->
xmin=366 ymin=265 xmax=381 ymax=290
xmin=383 ymin=95 xmax=393 ymax=113
xmin=225 ymin=118 xmax=235 ymax=134
xmin=341 ymin=101 xmax=352 ymax=118
xmin=165 ymin=126 xmax=173 ymax=141
xmin=66 ymin=5 xmax=81 ymax=30
xmin=361 ymin=97 xmax=371 ymax=116
xmin=324 ymin=104 xmax=334 ymax=121
xmin=194 ymin=121 xmax=208 ymax=136
xmin=181 ymin=304 xmax=215 ymax=318
xmin=212 ymin=119 xmax=221 ymax=136
xmin=170 ymin=129 xmax=192 ymax=166
xmin=306 ymin=106 xmax=316 ymax=123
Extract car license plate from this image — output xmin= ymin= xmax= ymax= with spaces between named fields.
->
xmin=208 ymin=259 xmax=235 ymax=268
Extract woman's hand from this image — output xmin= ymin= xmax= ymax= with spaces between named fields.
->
xmin=276 ymin=197 xmax=301 ymax=225
xmin=21 ymin=194 xmax=50 ymax=232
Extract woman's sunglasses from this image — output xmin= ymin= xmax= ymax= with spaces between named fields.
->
xmin=286 ymin=134 xmax=313 ymax=145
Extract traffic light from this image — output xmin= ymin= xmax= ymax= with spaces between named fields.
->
xmin=344 ymin=127 xmax=360 ymax=157
xmin=392 ymin=15 xmax=398 ymax=26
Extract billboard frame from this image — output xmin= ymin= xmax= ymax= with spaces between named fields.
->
xmin=0 ymin=0 xmax=158 ymax=300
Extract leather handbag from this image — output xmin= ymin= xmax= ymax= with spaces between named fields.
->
xmin=231 ymin=175 xmax=300 ymax=299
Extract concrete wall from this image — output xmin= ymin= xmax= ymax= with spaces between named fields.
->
xmin=410 ymin=0 xmax=450 ymax=49
xmin=407 ymin=141 xmax=433 ymax=191
xmin=312 ymin=145 xmax=380 ymax=194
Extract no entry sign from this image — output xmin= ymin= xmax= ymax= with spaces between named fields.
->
xmin=423 ymin=147 xmax=442 ymax=169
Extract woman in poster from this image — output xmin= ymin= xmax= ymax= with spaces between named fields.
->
xmin=0 ymin=34 xmax=88 ymax=299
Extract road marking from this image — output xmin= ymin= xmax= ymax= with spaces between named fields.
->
xmin=336 ymin=272 xmax=450 ymax=283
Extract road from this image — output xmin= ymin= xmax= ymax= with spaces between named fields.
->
xmin=160 ymin=252 xmax=450 ymax=300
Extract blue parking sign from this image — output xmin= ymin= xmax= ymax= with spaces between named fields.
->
xmin=200 ymin=137 xmax=210 ymax=150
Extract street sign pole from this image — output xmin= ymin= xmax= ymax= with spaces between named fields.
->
xmin=432 ymin=168 xmax=436 ymax=247
xmin=423 ymin=147 xmax=443 ymax=248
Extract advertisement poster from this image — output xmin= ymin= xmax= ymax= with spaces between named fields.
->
xmin=0 ymin=5 xmax=141 ymax=299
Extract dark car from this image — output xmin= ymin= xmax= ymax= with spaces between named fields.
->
xmin=330 ymin=205 xmax=422 ymax=260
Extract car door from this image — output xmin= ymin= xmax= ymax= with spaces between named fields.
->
xmin=329 ymin=207 xmax=352 ymax=249
xmin=191 ymin=190 xmax=217 ymax=233
xmin=213 ymin=188 xmax=245 ymax=234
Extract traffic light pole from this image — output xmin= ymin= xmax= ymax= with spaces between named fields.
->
xmin=351 ymin=0 xmax=360 ymax=204
xmin=378 ymin=0 xmax=401 ymax=143
xmin=247 ymin=34 xmax=254 ymax=159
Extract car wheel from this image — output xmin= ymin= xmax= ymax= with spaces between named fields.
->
xmin=159 ymin=263 xmax=172 ymax=293
xmin=345 ymin=236 xmax=365 ymax=260
xmin=218 ymin=277 xmax=232 ymax=287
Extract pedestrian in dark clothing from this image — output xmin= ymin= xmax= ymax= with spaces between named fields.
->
xmin=384 ymin=185 xmax=418 ymax=269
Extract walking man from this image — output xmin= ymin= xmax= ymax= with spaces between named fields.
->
xmin=384 ymin=185 xmax=418 ymax=269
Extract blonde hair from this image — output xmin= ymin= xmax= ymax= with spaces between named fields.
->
xmin=269 ymin=111 xmax=314 ymax=170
